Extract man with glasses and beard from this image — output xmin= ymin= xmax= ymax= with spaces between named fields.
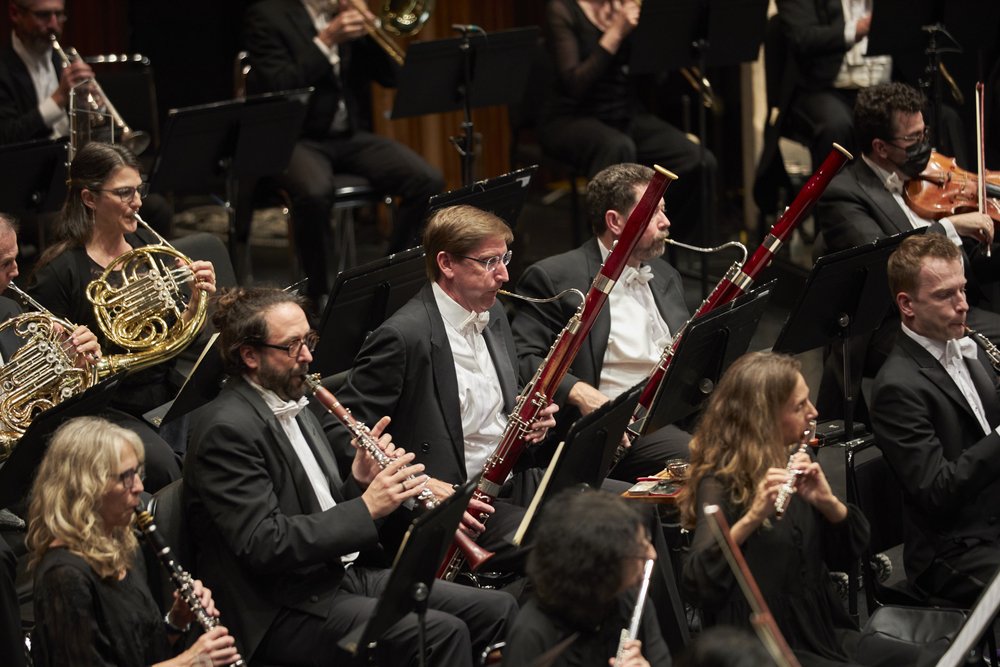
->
xmin=183 ymin=286 xmax=516 ymax=667
xmin=812 ymin=82 xmax=1000 ymax=424
xmin=510 ymin=163 xmax=692 ymax=482
xmin=0 ymin=0 xmax=92 ymax=144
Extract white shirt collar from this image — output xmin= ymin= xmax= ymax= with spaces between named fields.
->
xmin=245 ymin=377 xmax=310 ymax=418
xmin=862 ymin=153 xmax=905 ymax=195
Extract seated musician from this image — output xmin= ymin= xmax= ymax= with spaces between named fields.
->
xmin=183 ymin=286 xmax=517 ymax=666
xmin=812 ymin=82 xmax=999 ymax=423
xmin=511 ymin=162 xmax=691 ymax=482
xmin=329 ymin=204 xmax=558 ymax=559
xmin=26 ymin=141 xmax=214 ymax=485
xmin=540 ymin=0 xmax=716 ymax=239
xmin=501 ymin=489 xmax=670 ymax=667
xmin=871 ymin=234 xmax=1000 ymax=606
xmin=27 ymin=416 xmax=239 ymax=667
xmin=680 ymin=351 xmax=927 ymax=666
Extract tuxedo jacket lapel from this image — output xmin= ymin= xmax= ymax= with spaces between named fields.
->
xmin=297 ymin=413 xmax=345 ymax=499
xmin=483 ymin=315 xmax=517 ymax=413
xmin=855 ymin=163 xmax=912 ymax=235
xmin=900 ymin=336 xmax=982 ymax=427
xmin=422 ymin=287 xmax=467 ymax=469
xmin=966 ymin=354 xmax=1000 ymax=429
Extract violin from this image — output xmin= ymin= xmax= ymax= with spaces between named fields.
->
xmin=904 ymin=151 xmax=1000 ymax=223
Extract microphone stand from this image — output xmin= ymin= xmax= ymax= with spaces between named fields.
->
xmin=449 ymin=25 xmax=482 ymax=187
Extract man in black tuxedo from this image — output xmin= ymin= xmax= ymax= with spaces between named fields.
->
xmin=0 ymin=0 xmax=92 ymax=144
xmin=330 ymin=205 xmax=557 ymax=555
xmin=813 ymin=82 xmax=999 ymax=421
xmin=510 ymin=163 xmax=691 ymax=482
xmin=871 ymin=233 xmax=1000 ymax=605
xmin=243 ymin=0 xmax=444 ymax=302
xmin=184 ymin=286 xmax=516 ymax=666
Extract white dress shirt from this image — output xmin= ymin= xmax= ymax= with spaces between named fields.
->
xmin=596 ymin=239 xmax=672 ymax=400
xmin=901 ymin=324 xmax=992 ymax=436
xmin=247 ymin=378 xmax=358 ymax=563
xmin=10 ymin=32 xmax=67 ymax=139
xmin=302 ymin=0 xmax=349 ymax=132
xmin=432 ymin=282 xmax=508 ymax=479
xmin=833 ymin=0 xmax=891 ymax=89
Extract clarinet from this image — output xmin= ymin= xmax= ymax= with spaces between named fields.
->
xmin=612 ymin=558 xmax=655 ymax=667
xmin=774 ymin=420 xmax=817 ymax=519
xmin=302 ymin=374 xmax=495 ymax=572
xmin=134 ymin=503 xmax=246 ymax=667
xmin=966 ymin=325 xmax=1000 ymax=373
xmin=436 ymin=165 xmax=679 ymax=581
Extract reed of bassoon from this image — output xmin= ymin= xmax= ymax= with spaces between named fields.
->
xmin=436 ymin=165 xmax=679 ymax=580
xmin=630 ymin=144 xmax=853 ymax=432
xmin=302 ymin=374 xmax=495 ymax=571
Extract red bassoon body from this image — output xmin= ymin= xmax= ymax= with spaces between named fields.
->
xmin=436 ymin=165 xmax=679 ymax=580
xmin=632 ymin=144 xmax=853 ymax=423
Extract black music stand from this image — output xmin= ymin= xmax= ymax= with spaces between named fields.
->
xmin=142 ymin=333 xmax=223 ymax=428
xmin=338 ymin=477 xmax=478 ymax=666
xmin=773 ymin=229 xmax=923 ymax=442
xmin=312 ymin=247 xmax=427 ymax=377
xmin=0 ymin=138 xmax=69 ymax=217
xmin=148 ymin=89 xmax=311 ymax=275
xmin=932 ymin=564 xmax=1000 ymax=667
xmin=642 ymin=284 xmax=773 ymax=436
xmin=0 ymin=376 xmax=120 ymax=508
xmin=391 ymin=28 xmax=538 ymax=185
xmin=629 ymin=0 xmax=767 ymax=295
xmin=426 ymin=166 xmax=537 ymax=227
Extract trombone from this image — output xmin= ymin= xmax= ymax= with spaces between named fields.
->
xmin=340 ymin=0 xmax=434 ymax=66
xmin=49 ymin=35 xmax=150 ymax=159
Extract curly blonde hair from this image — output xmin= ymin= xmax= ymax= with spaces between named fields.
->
xmin=27 ymin=416 xmax=145 ymax=579
xmin=678 ymin=352 xmax=802 ymax=529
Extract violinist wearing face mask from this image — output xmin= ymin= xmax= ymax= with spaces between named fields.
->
xmin=810 ymin=81 xmax=1000 ymax=426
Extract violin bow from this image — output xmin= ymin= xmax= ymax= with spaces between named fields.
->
xmin=976 ymin=82 xmax=990 ymax=258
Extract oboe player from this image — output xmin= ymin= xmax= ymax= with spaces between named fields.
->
xmin=183 ymin=286 xmax=516 ymax=667
xmin=26 ymin=416 xmax=239 ymax=667
xmin=680 ymin=352 xmax=925 ymax=666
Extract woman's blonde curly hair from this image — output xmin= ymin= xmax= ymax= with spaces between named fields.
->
xmin=27 ymin=416 xmax=145 ymax=579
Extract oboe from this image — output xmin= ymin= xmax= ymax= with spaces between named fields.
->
xmin=134 ymin=503 xmax=245 ymax=667
xmin=966 ymin=325 xmax=1000 ymax=373
xmin=612 ymin=558 xmax=655 ymax=667
xmin=774 ymin=420 xmax=817 ymax=520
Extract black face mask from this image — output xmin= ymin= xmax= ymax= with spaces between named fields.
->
xmin=890 ymin=139 xmax=932 ymax=179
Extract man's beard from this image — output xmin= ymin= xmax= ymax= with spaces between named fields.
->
xmin=257 ymin=360 xmax=307 ymax=401
xmin=634 ymin=236 xmax=668 ymax=263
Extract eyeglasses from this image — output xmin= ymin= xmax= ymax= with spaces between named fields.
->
xmin=252 ymin=330 xmax=320 ymax=357
xmin=888 ymin=127 xmax=930 ymax=145
xmin=115 ymin=464 xmax=145 ymax=491
xmin=94 ymin=183 xmax=149 ymax=203
xmin=455 ymin=250 xmax=513 ymax=273
xmin=20 ymin=8 xmax=67 ymax=22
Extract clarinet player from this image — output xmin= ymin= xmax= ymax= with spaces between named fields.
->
xmin=27 ymin=416 xmax=239 ymax=667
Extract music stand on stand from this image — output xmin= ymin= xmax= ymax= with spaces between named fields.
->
xmin=391 ymin=28 xmax=538 ymax=186
xmin=772 ymin=229 xmax=922 ymax=443
xmin=630 ymin=0 xmax=767 ymax=296
xmin=337 ymin=478 xmax=478 ymax=666
xmin=641 ymin=284 xmax=773 ymax=436
xmin=0 ymin=138 xmax=70 ymax=251
xmin=426 ymin=166 xmax=537 ymax=226
xmin=148 ymin=89 xmax=310 ymax=277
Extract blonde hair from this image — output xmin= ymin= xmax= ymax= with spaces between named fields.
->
xmin=27 ymin=417 xmax=145 ymax=578
xmin=422 ymin=205 xmax=513 ymax=281
xmin=678 ymin=352 xmax=801 ymax=529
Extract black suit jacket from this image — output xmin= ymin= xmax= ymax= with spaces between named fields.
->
xmin=0 ymin=45 xmax=58 ymax=144
xmin=183 ymin=377 xmax=378 ymax=661
xmin=0 ymin=296 xmax=23 ymax=360
xmin=242 ymin=0 xmax=397 ymax=139
xmin=510 ymin=238 xmax=689 ymax=408
xmin=776 ymin=0 xmax=847 ymax=92
xmin=870 ymin=334 xmax=1000 ymax=584
xmin=331 ymin=283 xmax=518 ymax=485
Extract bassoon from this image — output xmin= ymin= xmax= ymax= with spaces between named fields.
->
xmin=630 ymin=144 xmax=852 ymax=434
xmin=302 ymin=374 xmax=495 ymax=570
xmin=436 ymin=165 xmax=679 ymax=580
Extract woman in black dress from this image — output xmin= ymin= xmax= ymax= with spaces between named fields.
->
xmin=679 ymin=351 xmax=905 ymax=667
xmin=502 ymin=489 xmax=670 ymax=667
xmin=27 ymin=416 xmax=239 ymax=667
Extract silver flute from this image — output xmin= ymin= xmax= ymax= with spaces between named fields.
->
xmin=612 ymin=558 xmax=655 ymax=667
xmin=774 ymin=419 xmax=817 ymax=519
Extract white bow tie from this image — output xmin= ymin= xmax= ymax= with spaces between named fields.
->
xmin=460 ymin=310 xmax=490 ymax=336
xmin=270 ymin=396 xmax=310 ymax=420
xmin=884 ymin=172 xmax=905 ymax=195
xmin=622 ymin=264 xmax=654 ymax=288
xmin=943 ymin=337 xmax=980 ymax=367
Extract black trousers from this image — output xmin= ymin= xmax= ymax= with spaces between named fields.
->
xmin=279 ymin=131 xmax=444 ymax=298
xmin=254 ymin=566 xmax=517 ymax=667
xmin=610 ymin=423 xmax=692 ymax=484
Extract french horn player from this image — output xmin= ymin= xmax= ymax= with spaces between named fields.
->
xmin=27 ymin=142 xmax=215 ymax=485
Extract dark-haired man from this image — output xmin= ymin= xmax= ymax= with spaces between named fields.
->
xmin=511 ymin=163 xmax=691 ymax=481
xmin=871 ymin=233 xmax=1000 ymax=605
xmin=813 ymin=82 xmax=999 ymax=421
xmin=184 ymin=286 xmax=517 ymax=666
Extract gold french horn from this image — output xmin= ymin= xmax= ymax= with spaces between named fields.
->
xmin=85 ymin=214 xmax=208 ymax=373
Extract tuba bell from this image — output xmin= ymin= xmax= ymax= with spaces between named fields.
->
xmin=0 ymin=283 xmax=100 ymax=461
xmin=85 ymin=214 xmax=208 ymax=375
